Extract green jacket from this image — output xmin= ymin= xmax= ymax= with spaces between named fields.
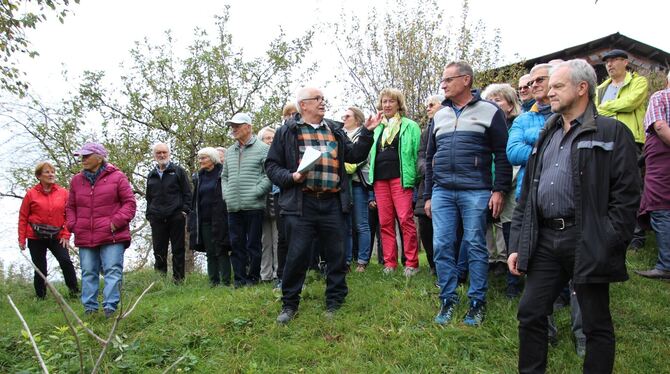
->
xmin=596 ymin=71 xmax=648 ymax=144
xmin=222 ymin=136 xmax=271 ymax=212
xmin=368 ymin=117 xmax=421 ymax=188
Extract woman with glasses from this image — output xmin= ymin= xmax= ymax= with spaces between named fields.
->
xmin=517 ymin=74 xmax=535 ymax=113
xmin=482 ymin=83 xmax=524 ymax=297
xmin=18 ymin=161 xmax=79 ymax=299
xmin=342 ymin=106 xmax=373 ymax=272
xmin=368 ymin=88 xmax=421 ymax=276
xmin=66 ymin=143 xmax=136 ymax=317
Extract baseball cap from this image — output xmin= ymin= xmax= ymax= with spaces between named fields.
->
xmin=73 ymin=142 xmax=109 ymax=158
xmin=225 ymin=112 xmax=252 ymax=126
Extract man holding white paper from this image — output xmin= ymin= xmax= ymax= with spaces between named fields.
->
xmin=265 ymin=87 xmax=381 ymax=324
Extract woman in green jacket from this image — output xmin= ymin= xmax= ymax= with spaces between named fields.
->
xmin=368 ymin=88 xmax=421 ymax=276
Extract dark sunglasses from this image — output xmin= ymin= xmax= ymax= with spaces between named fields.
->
xmin=528 ymin=76 xmax=549 ymax=86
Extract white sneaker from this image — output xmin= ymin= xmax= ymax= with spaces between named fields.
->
xmin=404 ymin=267 xmax=419 ymax=277
xmin=382 ymin=266 xmax=395 ymax=275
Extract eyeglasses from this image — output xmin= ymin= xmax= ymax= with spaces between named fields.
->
xmin=426 ymin=103 xmax=436 ymax=108
xmin=440 ymin=74 xmax=467 ymax=84
xmin=341 ymin=114 xmax=351 ymax=121
xmin=302 ymin=95 xmax=326 ymax=103
xmin=518 ymin=85 xmax=531 ymax=91
xmin=528 ymin=76 xmax=549 ymax=86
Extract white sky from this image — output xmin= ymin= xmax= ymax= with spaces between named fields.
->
xmin=2 ymin=0 xmax=669 ymax=265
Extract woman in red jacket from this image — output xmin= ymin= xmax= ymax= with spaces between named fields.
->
xmin=18 ymin=162 xmax=79 ymax=299
xmin=66 ymin=143 xmax=136 ymax=317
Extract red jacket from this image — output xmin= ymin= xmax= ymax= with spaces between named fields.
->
xmin=66 ymin=163 xmax=137 ymax=248
xmin=18 ymin=183 xmax=71 ymax=245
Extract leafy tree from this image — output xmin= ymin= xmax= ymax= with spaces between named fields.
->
xmin=2 ymin=6 xmax=313 ymax=272
xmin=0 ymin=0 xmax=79 ymax=95
xmin=332 ymin=0 xmax=524 ymax=124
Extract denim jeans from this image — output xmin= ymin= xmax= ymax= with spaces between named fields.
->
xmin=228 ymin=210 xmax=264 ymax=285
xmin=651 ymin=210 xmax=670 ymax=271
xmin=282 ymin=195 xmax=348 ymax=310
xmin=79 ymin=243 xmax=125 ymax=312
xmin=352 ymin=184 xmax=372 ymax=265
xmin=431 ymin=186 xmax=489 ymax=302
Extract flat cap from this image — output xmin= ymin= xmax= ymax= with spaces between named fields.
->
xmin=602 ymin=49 xmax=628 ymax=61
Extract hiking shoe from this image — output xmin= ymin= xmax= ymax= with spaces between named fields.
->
xmin=355 ymin=264 xmax=366 ymax=273
xmin=382 ymin=266 xmax=395 ymax=275
xmin=403 ymin=266 xmax=419 ymax=277
xmin=434 ymin=299 xmax=457 ymax=325
xmin=273 ymin=279 xmax=283 ymax=291
xmin=463 ymin=300 xmax=486 ymax=326
xmin=635 ymin=268 xmax=670 ymax=280
xmin=103 ymin=308 xmax=115 ymax=319
xmin=276 ymin=308 xmax=297 ymax=324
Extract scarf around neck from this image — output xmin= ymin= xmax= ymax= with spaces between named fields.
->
xmin=381 ymin=113 xmax=402 ymax=146
xmin=83 ymin=163 xmax=107 ymax=186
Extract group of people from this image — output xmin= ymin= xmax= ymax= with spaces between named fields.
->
xmin=17 ymin=48 xmax=670 ymax=373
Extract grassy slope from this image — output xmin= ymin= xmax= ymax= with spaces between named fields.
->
xmin=0 ymin=245 xmax=668 ymax=373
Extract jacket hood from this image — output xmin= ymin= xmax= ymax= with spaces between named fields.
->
xmin=441 ymin=89 xmax=482 ymax=109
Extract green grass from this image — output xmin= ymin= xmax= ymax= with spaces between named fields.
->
xmin=1 ymin=244 xmax=669 ymax=373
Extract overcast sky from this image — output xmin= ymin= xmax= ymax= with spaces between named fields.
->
xmin=2 ymin=0 xmax=669 ymax=266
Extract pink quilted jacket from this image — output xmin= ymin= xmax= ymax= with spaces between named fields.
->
xmin=66 ymin=163 xmax=136 ymax=248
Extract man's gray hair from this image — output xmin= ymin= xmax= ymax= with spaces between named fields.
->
xmin=197 ymin=147 xmax=221 ymax=165
xmin=152 ymin=142 xmax=170 ymax=153
xmin=530 ymin=63 xmax=553 ymax=75
xmin=551 ymin=59 xmax=598 ymax=100
xmin=446 ymin=61 xmax=474 ymax=87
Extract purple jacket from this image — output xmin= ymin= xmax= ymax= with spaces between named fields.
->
xmin=66 ymin=163 xmax=136 ymax=248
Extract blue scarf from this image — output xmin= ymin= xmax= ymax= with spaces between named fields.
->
xmin=83 ymin=163 xmax=107 ymax=186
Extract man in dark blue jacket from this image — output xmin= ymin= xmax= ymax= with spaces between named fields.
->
xmin=265 ymin=87 xmax=380 ymax=324
xmin=146 ymin=143 xmax=192 ymax=283
xmin=508 ymin=59 xmax=639 ymax=373
xmin=424 ymin=61 xmax=512 ymax=326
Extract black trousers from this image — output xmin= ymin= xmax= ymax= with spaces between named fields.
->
xmin=275 ymin=194 xmax=288 ymax=281
xmin=282 ymin=195 xmax=348 ymax=310
xmin=518 ymin=226 xmax=615 ymax=374
xmin=150 ymin=213 xmax=186 ymax=281
xmin=417 ymin=215 xmax=435 ymax=270
xmin=27 ymin=238 xmax=78 ymax=298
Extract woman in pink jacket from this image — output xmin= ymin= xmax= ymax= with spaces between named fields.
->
xmin=66 ymin=143 xmax=136 ymax=317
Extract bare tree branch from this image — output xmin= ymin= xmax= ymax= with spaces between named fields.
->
xmin=7 ymin=295 xmax=49 ymax=374
xmin=161 ymin=354 xmax=186 ymax=374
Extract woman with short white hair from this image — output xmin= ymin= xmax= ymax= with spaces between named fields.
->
xmin=188 ymin=147 xmax=232 ymax=286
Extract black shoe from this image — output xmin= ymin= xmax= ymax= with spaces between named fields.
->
xmin=505 ymin=284 xmax=521 ymax=298
xmin=628 ymin=239 xmax=645 ymax=251
xmin=276 ymin=308 xmax=297 ymax=324
xmin=463 ymin=300 xmax=486 ymax=326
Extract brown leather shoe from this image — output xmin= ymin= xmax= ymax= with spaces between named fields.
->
xmin=635 ymin=268 xmax=670 ymax=280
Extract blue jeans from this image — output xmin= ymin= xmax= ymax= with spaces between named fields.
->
xmin=431 ymin=186 xmax=489 ymax=303
xmin=79 ymin=243 xmax=125 ymax=312
xmin=352 ymin=184 xmax=372 ymax=265
xmin=651 ymin=210 xmax=670 ymax=271
xmin=228 ymin=210 xmax=264 ymax=285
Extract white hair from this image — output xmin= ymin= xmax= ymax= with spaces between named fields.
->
xmin=425 ymin=95 xmax=444 ymax=106
xmin=152 ymin=142 xmax=170 ymax=153
xmin=530 ymin=63 xmax=553 ymax=75
xmin=258 ymin=126 xmax=276 ymax=139
xmin=295 ymin=87 xmax=322 ymax=114
xmin=197 ymin=147 xmax=221 ymax=165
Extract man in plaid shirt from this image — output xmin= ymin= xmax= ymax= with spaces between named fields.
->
xmin=636 ymin=71 xmax=670 ymax=280
xmin=265 ymin=87 xmax=382 ymax=324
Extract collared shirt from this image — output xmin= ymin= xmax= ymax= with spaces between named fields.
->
xmin=537 ymin=113 xmax=585 ymax=219
xmin=155 ymin=161 xmax=171 ymax=179
xmin=644 ymin=88 xmax=670 ymax=132
xmin=297 ymin=121 xmax=340 ymax=192
xmin=237 ymin=136 xmax=255 ymax=155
